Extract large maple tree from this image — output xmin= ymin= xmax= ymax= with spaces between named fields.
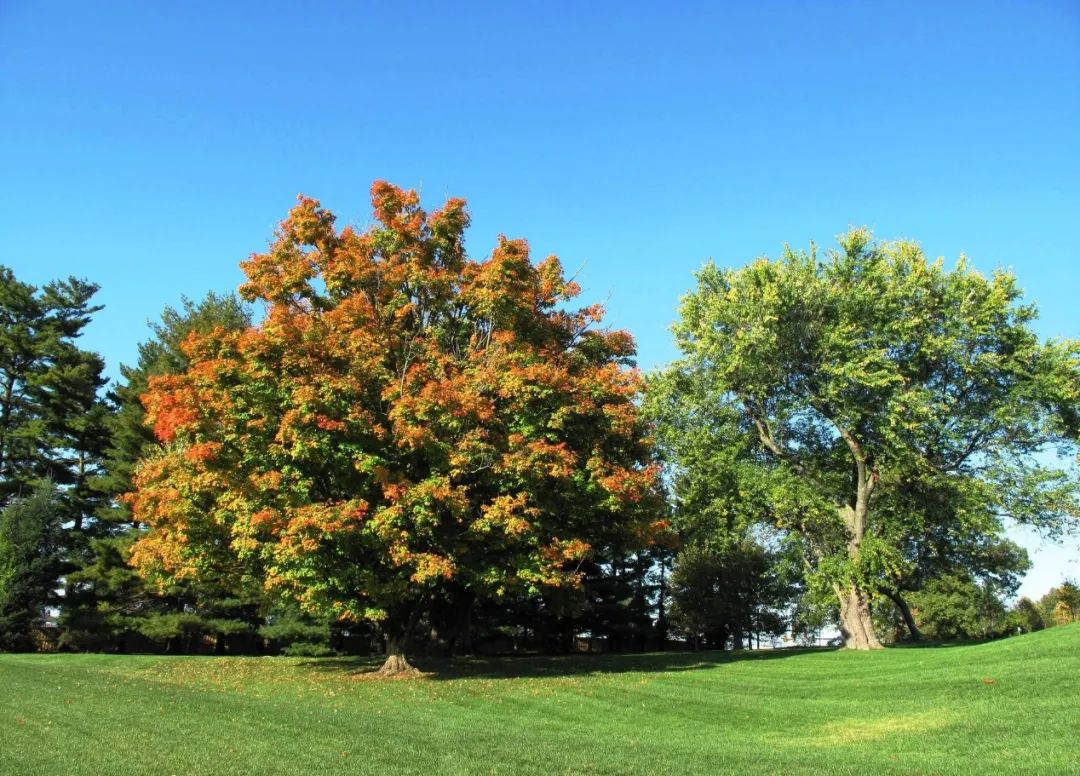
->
xmin=129 ymin=182 xmax=661 ymax=672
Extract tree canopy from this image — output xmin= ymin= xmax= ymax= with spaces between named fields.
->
xmin=659 ymin=228 xmax=1080 ymax=648
xmin=128 ymin=182 xmax=663 ymax=672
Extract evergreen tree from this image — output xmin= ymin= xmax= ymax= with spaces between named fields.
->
xmin=668 ymin=539 xmax=792 ymax=650
xmin=0 ymin=485 xmax=65 ymax=650
xmin=0 ymin=267 xmax=111 ymax=649
xmin=0 ymin=267 xmax=105 ymax=500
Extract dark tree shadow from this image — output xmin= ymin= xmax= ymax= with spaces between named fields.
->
xmin=299 ymin=646 xmax=836 ymax=680
xmin=885 ymin=639 xmax=995 ymax=649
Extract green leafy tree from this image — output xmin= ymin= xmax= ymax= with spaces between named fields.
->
xmin=1011 ymin=596 xmax=1044 ymax=633
xmin=0 ymin=485 xmax=65 ymax=650
xmin=1038 ymin=580 xmax=1080 ymax=626
xmin=668 ymin=539 xmax=792 ymax=650
xmin=907 ymin=572 xmax=1015 ymax=640
xmin=665 ymin=229 xmax=1080 ymax=648
xmin=879 ymin=520 xmax=1030 ymax=641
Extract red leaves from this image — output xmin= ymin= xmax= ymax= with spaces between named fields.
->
xmin=184 ymin=441 xmax=221 ymax=463
xmin=142 ymin=375 xmax=197 ymax=443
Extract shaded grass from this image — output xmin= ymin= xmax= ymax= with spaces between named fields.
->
xmin=0 ymin=624 xmax=1077 ymax=775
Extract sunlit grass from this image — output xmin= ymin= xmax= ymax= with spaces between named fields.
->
xmin=1 ymin=624 xmax=1076 ymax=774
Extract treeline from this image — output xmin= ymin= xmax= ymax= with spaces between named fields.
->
xmin=0 ymin=266 xmax=782 ymax=657
xmin=2 ymin=185 xmax=1078 ymax=663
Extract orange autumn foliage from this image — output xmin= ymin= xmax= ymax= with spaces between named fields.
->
xmin=129 ymin=181 xmax=662 ymax=628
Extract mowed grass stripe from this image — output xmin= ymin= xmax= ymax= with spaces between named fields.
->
xmin=0 ymin=624 xmax=1076 ymax=775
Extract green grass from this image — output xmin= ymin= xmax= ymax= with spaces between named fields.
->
xmin=1 ymin=624 xmax=1077 ymax=775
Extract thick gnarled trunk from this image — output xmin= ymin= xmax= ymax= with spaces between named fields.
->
xmin=376 ymin=607 xmax=421 ymax=676
xmin=837 ymin=467 xmax=884 ymax=650
xmin=837 ymin=583 xmax=883 ymax=650
xmin=376 ymin=636 xmax=418 ymax=676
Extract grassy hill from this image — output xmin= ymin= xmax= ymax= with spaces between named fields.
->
xmin=1 ymin=624 xmax=1076 ymax=775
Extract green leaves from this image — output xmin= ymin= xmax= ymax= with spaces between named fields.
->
xmin=658 ymin=228 xmax=1080 ymax=645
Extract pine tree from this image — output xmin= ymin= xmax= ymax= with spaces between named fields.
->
xmin=0 ymin=485 xmax=65 ymax=650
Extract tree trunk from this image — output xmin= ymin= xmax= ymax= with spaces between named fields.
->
xmin=451 ymin=588 xmax=475 ymax=656
xmin=656 ymin=557 xmax=669 ymax=650
xmin=884 ymin=589 xmax=922 ymax=642
xmin=836 ymin=458 xmax=884 ymax=650
xmin=377 ymin=634 xmax=417 ymax=676
xmin=837 ymin=583 xmax=884 ymax=650
xmin=376 ymin=608 xmax=420 ymax=676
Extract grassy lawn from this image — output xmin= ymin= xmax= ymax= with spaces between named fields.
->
xmin=0 ymin=624 xmax=1076 ymax=775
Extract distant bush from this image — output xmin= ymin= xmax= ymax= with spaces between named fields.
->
xmin=283 ymin=642 xmax=337 ymax=657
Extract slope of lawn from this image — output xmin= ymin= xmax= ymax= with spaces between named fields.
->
xmin=0 ymin=624 xmax=1077 ymax=775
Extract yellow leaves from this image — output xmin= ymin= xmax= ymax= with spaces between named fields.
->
xmin=230 ymin=536 xmax=260 ymax=554
xmin=370 ymin=180 xmax=423 ymax=234
xmin=409 ymin=553 xmax=456 ymax=584
xmin=537 ymin=254 xmax=573 ymax=303
xmin=128 ymin=531 xmax=200 ymax=585
xmin=602 ymin=401 xmax=638 ymax=436
xmin=475 ymin=493 xmax=539 ymax=538
xmin=284 ymin=195 xmax=337 ymax=245
xmin=447 ymin=429 xmax=496 ymax=478
xmin=581 ymin=303 xmax=605 ymax=324
xmin=249 ymin=470 xmax=283 ymax=492
xmin=277 ymin=501 xmax=369 ymax=555
xmin=238 ymin=196 xmax=337 ymax=304
xmin=533 ymin=538 xmax=593 ymax=588
xmin=322 ymin=240 xmax=378 ymax=301
xmin=500 ymin=435 xmax=577 ymax=480
xmin=381 ymin=481 xmax=409 ymax=502
xmin=555 ymin=538 xmax=591 ymax=562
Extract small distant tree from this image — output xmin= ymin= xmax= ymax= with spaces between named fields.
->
xmin=668 ymin=540 xmax=789 ymax=649
xmin=129 ymin=182 xmax=662 ymax=674
xmin=1011 ymin=596 xmax=1044 ymax=633
xmin=0 ymin=485 xmax=65 ymax=650
xmin=880 ymin=527 xmax=1030 ymax=642
xmin=1038 ymin=581 xmax=1080 ymax=626
xmin=907 ymin=572 xmax=1014 ymax=640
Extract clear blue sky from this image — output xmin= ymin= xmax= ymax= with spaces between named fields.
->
xmin=2 ymin=1 xmax=1077 ymax=597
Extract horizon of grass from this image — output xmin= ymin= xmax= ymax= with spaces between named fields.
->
xmin=0 ymin=624 xmax=1077 ymax=775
